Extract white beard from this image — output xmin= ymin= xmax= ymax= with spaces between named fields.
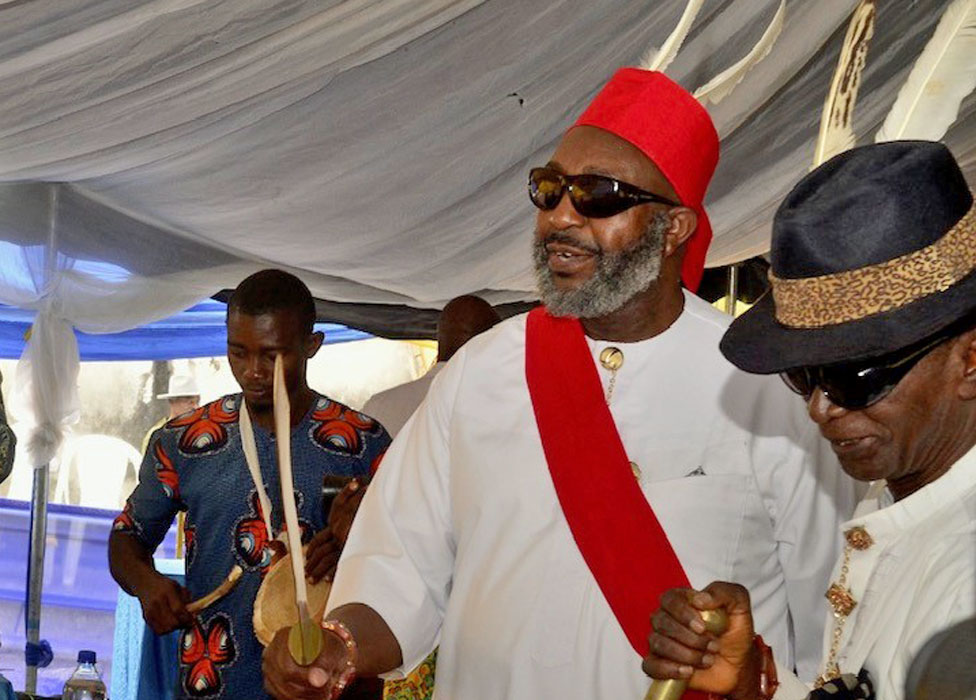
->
xmin=534 ymin=212 xmax=669 ymax=318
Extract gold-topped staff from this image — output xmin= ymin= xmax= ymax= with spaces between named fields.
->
xmin=644 ymin=608 xmax=728 ymax=700
xmin=273 ymin=354 xmax=325 ymax=666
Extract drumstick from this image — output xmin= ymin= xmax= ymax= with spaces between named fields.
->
xmin=273 ymin=355 xmax=324 ymax=666
xmin=186 ymin=565 xmax=243 ymax=614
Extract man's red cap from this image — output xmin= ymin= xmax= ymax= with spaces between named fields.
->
xmin=573 ymin=68 xmax=720 ymax=292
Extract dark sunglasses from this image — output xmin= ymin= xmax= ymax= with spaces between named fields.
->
xmin=528 ymin=167 xmax=679 ymax=219
xmin=780 ymin=328 xmax=956 ymax=410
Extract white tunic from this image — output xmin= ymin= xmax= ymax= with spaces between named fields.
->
xmin=363 ymin=362 xmax=445 ymax=437
xmin=773 ymin=443 xmax=976 ymax=700
xmin=331 ymin=291 xmax=857 ymax=699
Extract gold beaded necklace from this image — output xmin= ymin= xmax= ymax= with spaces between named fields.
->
xmin=598 ymin=346 xmax=642 ymax=483
xmin=816 ymin=525 xmax=874 ymax=687
xmin=599 ymin=346 xmax=624 ymax=404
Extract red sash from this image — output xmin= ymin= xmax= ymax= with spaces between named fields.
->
xmin=525 ymin=307 xmax=705 ymax=698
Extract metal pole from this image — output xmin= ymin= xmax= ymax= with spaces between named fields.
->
xmin=25 ymin=463 xmax=50 ymax=694
xmin=25 ymin=185 xmax=58 ymax=692
xmin=726 ymin=263 xmax=740 ymax=317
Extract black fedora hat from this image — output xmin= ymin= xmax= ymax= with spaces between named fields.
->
xmin=721 ymin=141 xmax=975 ymax=374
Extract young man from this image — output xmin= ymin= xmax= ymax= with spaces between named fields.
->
xmin=263 ymin=69 xmax=856 ymax=700
xmin=643 ymin=142 xmax=976 ymax=700
xmin=110 ymin=269 xmax=391 ymax=699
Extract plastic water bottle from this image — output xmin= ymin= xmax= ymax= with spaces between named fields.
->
xmin=61 ymin=650 xmax=106 ymax=700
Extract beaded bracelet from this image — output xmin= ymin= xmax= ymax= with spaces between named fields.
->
xmin=321 ymin=619 xmax=358 ymax=698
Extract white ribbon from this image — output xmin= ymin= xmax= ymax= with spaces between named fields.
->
xmin=273 ymin=354 xmax=309 ymax=612
xmin=238 ymin=401 xmax=275 ymax=540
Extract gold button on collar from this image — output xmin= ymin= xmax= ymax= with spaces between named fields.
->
xmin=599 ymin=347 xmax=624 ymax=371
xmin=629 ymin=461 xmax=642 ymax=482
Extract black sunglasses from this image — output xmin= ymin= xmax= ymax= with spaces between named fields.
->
xmin=528 ymin=167 xmax=679 ymax=219
xmin=780 ymin=328 xmax=957 ymax=410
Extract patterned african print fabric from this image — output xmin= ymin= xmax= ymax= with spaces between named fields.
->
xmin=807 ymin=669 xmax=874 ymax=699
xmin=113 ymin=393 xmax=390 ymax=699
xmin=383 ymin=650 xmax=437 ymax=700
xmin=0 ymin=369 xmax=15 ymax=484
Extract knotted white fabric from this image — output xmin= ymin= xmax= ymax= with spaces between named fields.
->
xmin=0 ymin=183 xmax=254 ymax=467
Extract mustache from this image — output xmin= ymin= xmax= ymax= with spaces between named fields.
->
xmin=538 ymin=231 xmax=601 ymax=255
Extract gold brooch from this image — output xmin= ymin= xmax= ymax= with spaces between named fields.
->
xmin=599 ymin=347 xmax=623 ymax=404
xmin=826 ymin=582 xmax=857 ymax=617
xmin=844 ymin=526 xmax=874 ymax=550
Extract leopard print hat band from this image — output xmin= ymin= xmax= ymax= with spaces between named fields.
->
xmin=769 ymin=200 xmax=976 ymax=329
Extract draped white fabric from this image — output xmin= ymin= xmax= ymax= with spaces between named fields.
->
xmin=0 ymin=183 xmax=256 ymax=465
xmin=2 ymin=0 xmax=973 ymax=302
xmin=0 ymin=0 xmax=973 ymax=464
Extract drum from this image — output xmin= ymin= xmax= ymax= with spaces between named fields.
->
xmin=252 ymin=547 xmax=332 ymax=646
xmin=321 ymin=474 xmax=354 ymax=522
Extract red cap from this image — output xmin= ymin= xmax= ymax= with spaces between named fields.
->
xmin=573 ymin=68 xmax=719 ymax=291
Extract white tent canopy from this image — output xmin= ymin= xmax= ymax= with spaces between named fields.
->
xmin=1 ymin=0 xmax=972 ymax=310
xmin=0 ymin=0 xmax=974 ymax=461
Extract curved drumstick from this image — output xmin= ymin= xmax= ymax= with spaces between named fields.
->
xmin=186 ymin=565 xmax=244 ymax=614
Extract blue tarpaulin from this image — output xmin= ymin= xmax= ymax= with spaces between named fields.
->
xmin=0 ymin=300 xmax=371 ymax=361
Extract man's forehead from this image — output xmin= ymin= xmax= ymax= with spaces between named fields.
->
xmin=226 ymin=308 xmax=305 ymax=337
xmin=551 ymin=126 xmax=663 ymax=185
xmin=228 ymin=307 xmax=300 ymax=322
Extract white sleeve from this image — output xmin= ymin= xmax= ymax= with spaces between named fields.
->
xmin=889 ymin=555 xmax=976 ymax=696
xmin=360 ymin=394 xmax=382 ymax=425
xmin=361 ymin=390 xmax=404 ymax=439
xmin=753 ymin=386 xmax=859 ymax=682
xmin=772 ymin=663 xmax=812 ymax=699
xmin=327 ymin=353 xmax=463 ymax=678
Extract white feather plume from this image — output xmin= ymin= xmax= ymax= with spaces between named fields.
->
xmin=813 ymin=0 xmax=876 ymax=167
xmin=875 ymin=0 xmax=976 ymax=142
xmin=640 ymin=0 xmax=706 ymax=73
xmin=692 ymin=0 xmax=786 ymax=105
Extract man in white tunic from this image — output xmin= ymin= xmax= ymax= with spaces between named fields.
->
xmin=262 ymin=68 xmax=856 ymax=700
xmin=363 ymin=295 xmax=500 ymax=437
xmin=643 ymin=142 xmax=976 ymax=700
xmin=365 ymin=295 xmax=499 ymax=700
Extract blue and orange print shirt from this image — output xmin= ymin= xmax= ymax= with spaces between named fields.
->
xmin=113 ymin=392 xmax=390 ymax=699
